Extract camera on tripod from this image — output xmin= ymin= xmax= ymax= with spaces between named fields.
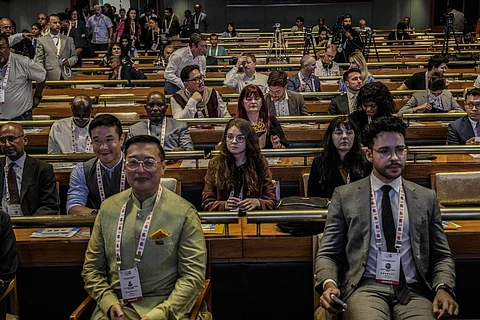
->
xmin=273 ymin=23 xmax=281 ymax=31
xmin=441 ymin=13 xmax=454 ymax=26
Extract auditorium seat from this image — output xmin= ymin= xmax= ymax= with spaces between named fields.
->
xmin=431 ymin=171 xmax=480 ymax=206
xmin=0 ymin=277 xmax=19 ymax=319
xmin=32 ymin=115 xmax=51 ymax=120
xmin=95 ymin=112 xmax=139 ymax=120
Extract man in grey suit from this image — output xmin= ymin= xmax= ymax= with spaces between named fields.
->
xmin=328 ymin=68 xmax=363 ymax=115
xmin=397 ymin=73 xmax=463 ymax=118
xmin=35 ymin=14 xmax=77 ymax=80
xmin=266 ymin=70 xmax=308 ymax=116
xmin=287 ymin=55 xmax=321 ymax=92
xmin=448 ymin=88 xmax=480 ymax=145
xmin=128 ymin=91 xmax=194 ymax=151
xmin=316 ymin=116 xmax=458 ymax=319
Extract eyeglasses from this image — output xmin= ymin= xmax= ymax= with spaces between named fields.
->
xmin=125 ymin=158 xmax=161 ymax=170
xmin=0 ymin=134 xmax=24 ymax=144
xmin=226 ymin=134 xmax=246 ymax=143
xmin=465 ymin=102 xmax=480 ymax=110
xmin=372 ymin=146 xmax=407 ymax=158
xmin=185 ymin=75 xmax=205 ymax=84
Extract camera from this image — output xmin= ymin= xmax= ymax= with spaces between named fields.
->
xmin=305 ymin=26 xmax=313 ymax=35
xmin=441 ymin=12 xmax=454 ymax=25
xmin=273 ymin=23 xmax=281 ymax=31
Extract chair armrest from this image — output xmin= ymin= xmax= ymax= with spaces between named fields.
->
xmin=0 ymin=278 xmax=15 ymax=301
xmin=70 ymin=295 xmax=94 ymax=320
xmin=189 ymin=279 xmax=211 ymax=320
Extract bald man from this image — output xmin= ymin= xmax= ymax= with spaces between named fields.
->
xmin=0 ymin=123 xmax=59 ymax=216
xmin=48 ymin=94 xmax=94 ymax=154
xmin=287 ymin=55 xmax=321 ymax=92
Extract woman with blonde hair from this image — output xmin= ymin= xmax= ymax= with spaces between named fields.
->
xmin=339 ymin=52 xmax=375 ymax=93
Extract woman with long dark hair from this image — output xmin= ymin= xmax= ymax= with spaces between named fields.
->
xmin=202 ymin=118 xmax=276 ymax=212
xmin=98 ymin=42 xmax=133 ymax=67
xmin=119 ymin=34 xmax=139 ymax=58
xmin=236 ymin=85 xmax=288 ymax=149
xmin=116 ymin=8 xmax=141 ymax=48
xmin=222 ymin=22 xmax=240 ymax=37
xmin=308 ymin=116 xmax=369 ymax=198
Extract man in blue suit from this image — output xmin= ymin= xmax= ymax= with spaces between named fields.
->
xmin=287 ymin=55 xmax=321 ymax=92
xmin=447 ymin=88 xmax=480 ymax=144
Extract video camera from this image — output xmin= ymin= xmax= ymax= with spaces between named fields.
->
xmin=273 ymin=23 xmax=281 ymax=32
xmin=440 ymin=12 xmax=454 ymax=26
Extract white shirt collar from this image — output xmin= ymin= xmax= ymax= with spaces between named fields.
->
xmin=6 ymin=152 xmax=27 ymax=170
xmin=99 ymin=153 xmax=124 ymax=172
xmin=468 ymin=117 xmax=479 ymax=130
xmin=370 ymin=172 xmax=402 ymax=194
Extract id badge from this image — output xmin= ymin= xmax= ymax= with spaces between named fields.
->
xmin=7 ymin=204 xmax=22 ymax=217
xmin=119 ymin=267 xmax=143 ymax=303
xmin=165 ymin=28 xmax=169 ymax=34
xmin=0 ymin=88 xmax=5 ymax=104
xmin=195 ymin=23 xmax=199 ymax=30
xmin=151 ymin=43 xmax=158 ymax=50
xmin=375 ymin=251 xmax=400 ymax=285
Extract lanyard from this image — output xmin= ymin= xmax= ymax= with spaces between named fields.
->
xmin=115 ymin=186 xmax=163 ymax=268
xmin=147 ymin=117 xmax=166 ymax=148
xmin=1 ymin=63 xmax=10 ymax=89
xmin=425 ymin=72 xmax=429 ymax=90
xmin=164 ymin=14 xmax=175 ymax=31
xmin=3 ymin=163 xmax=16 ymax=204
xmin=67 ymin=24 xmax=72 ymax=37
xmin=194 ymin=13 xmax=201 ymax=25
xmin=370 ymin=184 xmax=405 ymax=252
xmin=299 ymin=71 xmax=315 ymax=92
xmin=209 ymin=46 xmax=218 ymax=56
xmin=53 ymin=36 xmax=62 ymax=57
xmin=96 ymin=159 xmax=126 ymax=202
xmin=71 ymin=120 xmax=92 ymax=153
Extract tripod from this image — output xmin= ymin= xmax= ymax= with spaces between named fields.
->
xmin=441 ymin=21 xmax=461 ymax=55
xmin=363 ymin=31 xmax=380 ymax=62
xmin=303 ymin=27 xmax=316 ymax=58
xmin=267 ymin=24 xmax=289 ymax=64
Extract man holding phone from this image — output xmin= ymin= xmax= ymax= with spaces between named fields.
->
xmin=315 ymin=117 xmax=458 ymax=319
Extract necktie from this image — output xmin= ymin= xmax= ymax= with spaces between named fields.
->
xmin=350 ymin=95 xmax=357 ymax=112
xmin=381 ymin=185 xmax=411 ymax=304
xmin=476 ymin=122 xmax=480 ymax=137
xmin=33 ymin=39 xmax=37 ymax=50
xmin=7 ymin=163 xmax=20 ymax=204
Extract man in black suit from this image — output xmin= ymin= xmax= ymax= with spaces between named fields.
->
xmin=448 ymin=88 xmax=480 ymax=144
xmin=328 ymin=68 xmax=363 ymax=115
xmin=0 ymin=123 xmax=59 ymax=216
xmin=107 ymin=55 xmax=147 ymax=85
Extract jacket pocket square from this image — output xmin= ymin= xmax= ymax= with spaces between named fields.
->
xmin=150 ymin=228 xmax=170 ymax=241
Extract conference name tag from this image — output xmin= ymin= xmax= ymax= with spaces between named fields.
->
xmin=165 ymin=28 xmax=169 ymax=34
xmin=375 ymin=251 xmax=400 ymax=285
xmin=7 ymin=204 xmax=22 ymax=217
xmin=0 ymin=89 xmax=5 ymax=104
xmin=119 ymin=267 xmax=143 ymax=303
xmin=151 ymin=43 xmax=158 ymax=50
xmin=195 ymin=23 xmax=199 ymax=30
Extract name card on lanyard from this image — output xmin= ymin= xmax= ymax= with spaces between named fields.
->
xmin=55 ymin=37 xmax=62 ymax=58
xmin=0 ymin=63 xmax=11 ymax=104
xmin=96 ymin=160 xmax=126 ymax=202
xmin=116 ymin=186 xmax=163 ymax=303
xmin=71 ymin=120 xmax=92 ymax=153
xmin=147 ymin=117 xmax=167 ymax=148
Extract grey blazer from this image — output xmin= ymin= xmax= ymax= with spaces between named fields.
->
xmin=35 ymin=34 xmax=77 ymax=80
xmin=315 ymin=177 xmax=455 ymax=301
xmin=328 ymin=95 xmax=350 ymax=115
xmin=266 ymin=90 xmax=308 ymax=116
xmin=447 ymin=116 xmax=476 ymax=145
xmin=397 ymin=91 xmax=463 ymax=118
xmin=287 ymin=73 xmax=321 ymax=92
xmin=127 ymin=118 xmax=194 ymax=151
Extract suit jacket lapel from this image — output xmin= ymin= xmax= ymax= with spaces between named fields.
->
xmin=462 ymin=116 xmax=475 ymax=139
xmin=0 ymin=158 xmax=5 ymax=197
xmin=46 ymin=36 xmax=57 ymax=55
xmin=356 ymin=178 xmax=372 ymax=260
xmin=403 ymin=179 xmax=422 ymax=261
xmin=20 ymin=156 xmax=35 ymax=201
xmin=59 ymin=34 xmax=66 ymax=57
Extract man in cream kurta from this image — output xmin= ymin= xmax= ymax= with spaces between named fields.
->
xmin=82 ymin=135 xmax=207 ymax=320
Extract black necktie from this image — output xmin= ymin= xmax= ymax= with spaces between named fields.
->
xmin=7 ymin=163 xmax=20 ymax=204
xmin=381 ymin=185 xmax=411 ymax=305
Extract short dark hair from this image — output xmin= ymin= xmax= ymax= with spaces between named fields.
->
xmin=428 ymin=72 xmax=446 ymax=91
xmin=89 ymin=114 xmax=123 ymax=138
xmin=427 ymin=54 xmax=449 ymax=71
xmin=144 ymin=4 xmax=153 ymax=12
xmin=296 ymin=17 xmax=304 ymax=23
xmin=57 ymin=12 xmax=68 ymax=21
xmin=0 ymin=34 xmax=9 ymax=47
xmin=180 ymin=64 xmax=200 ymax=82
xmin=209 ymin=33 xmax=218 ymax=39
xmin=343 ymin=13 xmax=352 ymax=21
xmin=396 ymin=22 xmax=406 ymax=30
xmin=149 ymin=16 xmax=159 ymax=24
xmin=465 ymin=88 xmax=480 ymax=99
xmin=267 ymin=70 xmax=288 ymax=87
xmin=342 ymin=68 xmax=361 ymax=82
xmin=125 ymin=135 xmax=165 ymax=160
xmin=31 ymin=22 xmax=42 ymax=31
xmin=165 ymin=7 xmax=173 ymax=14
xmin=364 ymin=116 xmax=407 ymax=149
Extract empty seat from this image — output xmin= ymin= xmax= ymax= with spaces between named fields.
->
xmin=432 ymin=171 xmax=480 ymax=206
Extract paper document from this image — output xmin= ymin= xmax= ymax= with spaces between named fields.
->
xmin=30 ymin=227 xmax=81 ymax=238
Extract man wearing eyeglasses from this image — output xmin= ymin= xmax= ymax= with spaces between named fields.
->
xmin=447 ymin=88 xmax=480 ymax=145
xmin=128 ymin=91 xmax=194 ymax=151
xmin=0 ymin=123 xmax=59 ymax=216
xmin=171 ymin=64 xmax=230 ymax=119
xmin=67 ymin=114 xmax=129 ymax=215
xmin=48 ymin=94 xmax=94 ymax=154
xmin=82 ymin=134 xmax=208 ymax=320
xmin=316 ymin=116 xmax=458 ymax=319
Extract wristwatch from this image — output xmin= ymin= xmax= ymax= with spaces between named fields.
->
xmin=436 ymin=284 xmax=456 ymax=300
xmin=91 ymin=209 xmax=98 ymax=215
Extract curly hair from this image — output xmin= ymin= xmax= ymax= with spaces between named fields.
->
xmin=363 ymin=116 xmax=407 ymax=149
xmin=236 ymin=85 xmax=271 ymax=135
xmin=210 ymin=118 xmax=267 ymax=197
xmin=356 ymin=82 xmax=395 ymax=117
xmin=314 ymin=116 xmax=367 ymax=186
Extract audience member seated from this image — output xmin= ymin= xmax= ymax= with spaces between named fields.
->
xmin=48 ymin=94 xmax=94 ymax=154
xmin=128 ymin=91 xmax=194 ymax=151
xmin=287 ymin=55 xmax=321 ymax=92
xmin=328 ymin=68 xmax=363 ymax=115
xmin=398 ymin=54 xmax=449 ymax=90
xmin=291 ymin=16 xmax=305 ymax=32
xmin=82 ymin=135 xmax=208 ymax=320
xmin=171 ymin=65 xmax=230 ymax=119
xmin=119 ymin=34 xmax=139 ymax=58
xmin=224 ymin=53 xmax=268 ymax=93
xmin=206 ymin=33 xmax=227 ymax=62
xmin=474 ymin=74 xmax=480 ymax=89
xmin=67 ymin=115 xmax=128 ymax=216
xmin=397 ymin=73 xmax=463 ymax=118
xmin=356 ymin=19 xmax=372 ymax=32
xmin=349 ymin=82 xmax=395 ymax=143
xmin=107 ymin=55 xmax=146 ymax=85
xmin=448 ymin=88 xmax=480 ymax=145
xmin=308 ymin=116 xmax=368 ymax=198
xmin=312 ymin=18 xmax=330 ymax=35
xmin=237 ymin=85 xmax=289 ymax=149
xmin=0 ymin=123 xmax=60 ymax=216
xmin=202 ymin=118 xmax=276 ymax=211
xmin=115 ymin=8 xmax=141 ymax=48
xmin=35 ymin=14 xmax=77 ymax=80
xmin=315 ymin=27 xmax=329 ymax=48
xmin=222 ymin=22 xmax=240 ymax=38
xmin=99 ymin=42 xmax=133 ymax=67
xmin=164 ymin=33 xmax=206 ymax=94
xmin=315 ymin=116 xmax=458 ymax=320
xmin=0 ymin=34 xmax=45 ymax=121
xmin=404 ymin=16 xmax=414 ymax=30
xmin=266 ymin=70 xmax=308 ymax=116
xmin=0 ymin=209 xmax=17 ymax=319
xmin=315 ymin=44 xmax=340 ymax=77
xmin=387 ymin=23 xmax=412 ymax=43
xmin=339 ymin=52 xmax=375 ymax=93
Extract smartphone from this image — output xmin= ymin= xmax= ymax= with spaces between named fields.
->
xmin=330 ymin=294 xmax=347 ymax=310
